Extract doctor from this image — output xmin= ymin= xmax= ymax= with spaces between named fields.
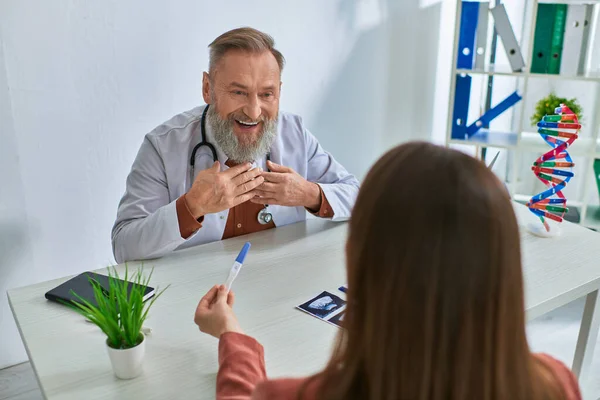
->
xmin=111 ymin=27 xmax=359 ymax=263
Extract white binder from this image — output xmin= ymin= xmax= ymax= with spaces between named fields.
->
xmin=490 ymin=4 xmax=525 ymax=72
xmin=474 ymin=2 xmax=489 ymax=70
xmin=577 ymin=4 xmax=594 ymax=75
xmin=561 ymin=5 xmax=588 ymax=76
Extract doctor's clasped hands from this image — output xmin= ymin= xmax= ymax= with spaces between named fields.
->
xmin=185 ymin=159 xmax=324 ymax=219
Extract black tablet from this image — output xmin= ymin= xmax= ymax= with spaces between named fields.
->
xmin=45 ymin=271 xmax=155 ymax=307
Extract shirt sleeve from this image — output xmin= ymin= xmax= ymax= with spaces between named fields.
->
xmin=217 ymin=332 xmax=267 ymax=400
xmin=306 ymin=184 xmax=335 ymax=218
xmin=175 ymin=194 xmax=204 ymax=239
xmin=303 ymin=127 xmax=359 ymax=221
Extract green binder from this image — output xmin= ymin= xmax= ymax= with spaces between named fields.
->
xmin=548 ymin=4 xmax=567 ymax=74
xmin=531 ymin=4 xmax=556 ymax=73
xmin=594 ymin=159 xmax=600 ymax=201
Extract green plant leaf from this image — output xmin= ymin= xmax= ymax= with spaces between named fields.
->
xmin=530 ymin=92 xmax=583 ymax=126
xmin=66 ymin=263 xmax=168 ymax=350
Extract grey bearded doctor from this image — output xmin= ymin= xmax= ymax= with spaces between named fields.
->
xmin=111 ymin=27 xmax=359 ymax=263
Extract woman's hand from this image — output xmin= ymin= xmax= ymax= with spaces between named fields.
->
xmin=194 ymin=285 xmax=243 ymax=338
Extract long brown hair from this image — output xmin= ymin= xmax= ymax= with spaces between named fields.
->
xmin=317 ymin=142 xmax=564 ymax=400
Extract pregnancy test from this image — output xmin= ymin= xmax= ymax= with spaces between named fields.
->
xmin=224 ymin=242 xmax=251 ymax=292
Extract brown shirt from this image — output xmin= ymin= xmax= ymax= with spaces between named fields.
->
xmin=175 ymin=165 xmax=334 ymax=240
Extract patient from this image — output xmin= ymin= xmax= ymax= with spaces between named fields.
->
xmin=194 ymin=141 xmax=581 ymax=400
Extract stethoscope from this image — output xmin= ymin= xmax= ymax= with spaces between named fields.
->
xmin=189 ymin=105 xmax=273 ymax=225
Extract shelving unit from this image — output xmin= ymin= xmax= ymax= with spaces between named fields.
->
xmin=446 ymin=0 xmax=600 ymax=229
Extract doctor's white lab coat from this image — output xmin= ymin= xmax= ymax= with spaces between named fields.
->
xmin=111 ymin=105 xmax=359 ymax=263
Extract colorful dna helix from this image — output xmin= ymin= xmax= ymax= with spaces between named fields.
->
xmin=527 ymin=104 xmax=580 ymax=233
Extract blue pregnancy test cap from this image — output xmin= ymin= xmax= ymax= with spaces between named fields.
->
xmin=235 ymin=242 xmax=251 ymax=264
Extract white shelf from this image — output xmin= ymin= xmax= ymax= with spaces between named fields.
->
xmin=514 ymin=194 xmax=600 ymax=231
xmin=513 ymin=193 xmax=584 ymax=208
xmin=519 ymin=132 xmax=600 ymax=157
xmin=449 ymin=129 xmax=518 ymax=149
xmin=456 ymin=68 xmax=526 ymax=77
xmin=529 ymin=71 xmax=600 ymax=82
xmin=455 ymin=69 xmax=600 ymax=82
xmin=450 ymin=130 xmax=600 ymax=156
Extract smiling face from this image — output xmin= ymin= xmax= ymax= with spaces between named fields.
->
xmin=202 ymin=49 xmax=281 ymax=163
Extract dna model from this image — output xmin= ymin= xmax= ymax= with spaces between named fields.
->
xmin=527 ymin=104 xmax=580 ymax=233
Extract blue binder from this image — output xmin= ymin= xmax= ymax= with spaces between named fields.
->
xmin=457 ymin=1 xmax=481 ymax=69
xmin=452 ymin=74 xmax=472 ymax=139
xmin=465 ymin=91 xmax=522 ymax=137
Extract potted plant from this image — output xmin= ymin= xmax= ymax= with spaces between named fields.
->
xmin=530 ymin=92 xmax=583 ymax=126
xmin=63 ymin=265 xmax=168 ymax=379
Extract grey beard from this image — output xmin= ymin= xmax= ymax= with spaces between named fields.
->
xmin=207 ymin=105 xmax=277 ymax=163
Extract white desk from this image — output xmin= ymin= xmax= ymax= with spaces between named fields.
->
xmin=8 ymin=203 xmax=600 ymax=399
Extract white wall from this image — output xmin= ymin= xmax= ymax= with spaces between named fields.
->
xmin=384 ymin=0 xmax=442 ymax=148
xmin=0 ymin=0 xmax=443 ymax=368
xmin=0 ymin=23 xmax=37 ymax=369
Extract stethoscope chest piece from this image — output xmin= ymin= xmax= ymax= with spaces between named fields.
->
xmin=257 ymin=206 xmax=273 ymax=225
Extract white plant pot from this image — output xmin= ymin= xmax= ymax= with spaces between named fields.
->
xmin=106 ymin=334 xmax=146 ymax=379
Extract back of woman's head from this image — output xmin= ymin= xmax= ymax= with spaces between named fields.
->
xmin=319 ymin=142 xmax=563 ymax=400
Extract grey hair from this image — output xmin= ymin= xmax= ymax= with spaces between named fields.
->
xmin=208 ymin=27 xmax=285 ymax=76
xmin=206 ymin=102 xmax=278 ymax=163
